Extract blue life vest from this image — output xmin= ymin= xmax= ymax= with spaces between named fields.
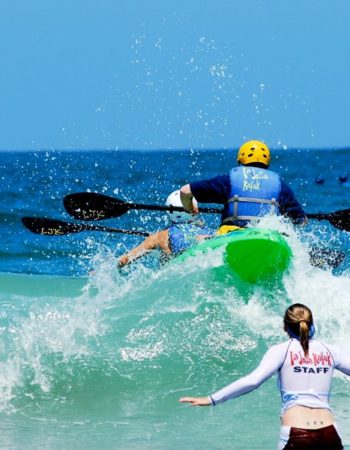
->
xmin=225 ymin=166 xmax=281 ymax=225
xmin=168 ymin=222 xmax=214 ymax=256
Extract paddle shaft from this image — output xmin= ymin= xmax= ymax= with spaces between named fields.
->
xmin=122 ymin=202 xmax=221 ymax=214
xmin=306 ymin=213 xmax=336 ymax=220
xmin=127 ymin=205 xmax=349 ymax=223
xmin=66 ymin=223 xmax=150 ymax=236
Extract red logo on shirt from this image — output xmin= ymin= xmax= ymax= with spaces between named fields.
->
xmin=290 ymin=351 xmax=332 ymax=367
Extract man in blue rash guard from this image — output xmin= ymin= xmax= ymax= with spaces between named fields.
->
xmin=180 ymin=140 xmax=306 ymax=233
xmin=118 ymin=190 xmax=214 ymax=267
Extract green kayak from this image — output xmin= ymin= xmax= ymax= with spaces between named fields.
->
xmin=175 ymin=228 xmax=292 ymax=284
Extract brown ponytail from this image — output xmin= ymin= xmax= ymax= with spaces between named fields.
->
xmin=284 ymin=303 xmax=314 ymax=357
xmin=299 ymin=320 xmax=310 ymax=357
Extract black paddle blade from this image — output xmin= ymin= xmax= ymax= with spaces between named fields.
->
xmin=22 ymin=217 xmax=85 ymax=235
xmin=327 ymin=209 xmax=350 ymax=232
xmin=22 ymin=217 xmax=150 ymax=236
xmin=63 ymin=192 xmax=129 ymax=220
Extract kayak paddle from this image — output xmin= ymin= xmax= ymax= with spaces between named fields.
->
xmin=21 ymin=217 xmax=150 ymax=237
xmin=63 ymin=192 xmax=221 ymax=220
xmin=63 ymin=192 xmax=350 ymax=232
xmin=22 ymin=218 xmax=345 ymax=269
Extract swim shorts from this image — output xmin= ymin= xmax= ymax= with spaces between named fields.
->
xmin=279 ymin=424 xmax=343 ymax=449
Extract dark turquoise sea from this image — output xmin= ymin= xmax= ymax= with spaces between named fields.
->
xmin=0 ymin=148 xmax=349 ymax=449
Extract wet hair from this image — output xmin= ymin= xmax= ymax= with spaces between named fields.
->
xmin=284 ymin=303 xmax=314 ymax=357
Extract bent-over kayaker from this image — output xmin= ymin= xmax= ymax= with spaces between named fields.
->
xmin=118 ymin=190 xmax=214 ymax=267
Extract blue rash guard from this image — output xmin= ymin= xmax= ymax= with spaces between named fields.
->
xmin=168 ymin=222 xmax=215 ymax=256
xmin=190 ymin=169 xmax=306 ymax=225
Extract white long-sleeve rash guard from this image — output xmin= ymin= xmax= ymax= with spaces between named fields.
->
xmin=210 ymin=338 xmax=350 ymax=414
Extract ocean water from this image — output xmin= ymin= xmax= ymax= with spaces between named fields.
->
xmin=0 ymin=148 xmax=350 ymax=449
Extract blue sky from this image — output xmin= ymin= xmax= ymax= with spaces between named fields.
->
xmin=1 ymin=0 xmax=349 ymax=150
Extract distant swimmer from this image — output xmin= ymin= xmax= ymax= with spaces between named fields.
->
xmin=179 ymin=303 xmax=348 ymax=449
xmin=338 ymin=173 xmax=348 ymax=183
xmin=338 ymin=173 xmax=350 ymax=188
xmin=180 ymin=140 xmax=307 ymax=235
xmin=118 ymin=190 xmax=214 ymax=267
xmin=315 ymin=176 xmax=325 ymax=185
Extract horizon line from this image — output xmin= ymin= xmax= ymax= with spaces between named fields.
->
xmin=0 ymin=146 xmax=349 ymax=152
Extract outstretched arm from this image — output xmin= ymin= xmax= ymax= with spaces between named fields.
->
xmin=118 ymin=229 xmax=170 ymax=267
xmin=179 ymin=342 xmax=289 ymax=407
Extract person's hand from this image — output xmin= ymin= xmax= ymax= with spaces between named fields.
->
xmin=118 ymin=255 xmax=129 ymax=267
xmin=179 ymin=396 xmax=211 ymax=406
xmin=191 ymin=202 xmax=199 ymax=215
xmin=180 ymin=186 xmax=199 ymax=214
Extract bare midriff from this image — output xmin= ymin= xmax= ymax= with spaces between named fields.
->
xmin=282 ymin=406 xmax=334 ymax=429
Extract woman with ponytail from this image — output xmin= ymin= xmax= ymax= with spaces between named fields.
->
xmin=180 ymin=303 xmax=349 ymax=449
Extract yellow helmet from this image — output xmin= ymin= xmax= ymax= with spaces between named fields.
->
xmin=237 ymin=140 xmax=271 ymax=167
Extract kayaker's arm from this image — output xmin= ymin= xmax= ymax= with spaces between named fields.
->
xmin=279 ymin=182 xmax=308 ymax=225
xmin=180 ymin=185 xmax=199 ymax=214
xmin=118 ymin=229 xmax=171 ymax=267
